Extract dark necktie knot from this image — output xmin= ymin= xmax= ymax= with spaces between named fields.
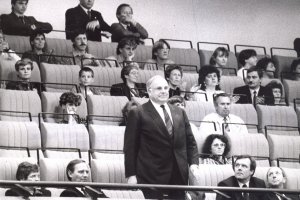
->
xmin=87 ymin=10 xmax=92 ymax=20
xmin=19 ymin=16 xmax=25 ymax=24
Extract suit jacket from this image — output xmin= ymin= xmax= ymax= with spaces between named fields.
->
xmin=111 ymin=22 xmax=148 ymax=43
xmin=216 ymin=176 xmax=266 ymax=200
xmin=5 ymin=187 xmax=51 ymax=197
xmin=233 ymin=85 xmax=273 ymax=105
xmin=110 ymin=82 xmax=148 ymax=100
xmin=124 ymin=101 xmax=199 ymax=185
xmin=65 ymin=5 xmax=111 ymax=42
xmin=0 ymin=12 xmax=52 ymax=36
xmin=264 ymin=192 xmax=299 ymax=200
xmin=60 ymin=187 xmax=107 ymax=198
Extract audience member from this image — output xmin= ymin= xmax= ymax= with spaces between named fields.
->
xmin=6 ymin=58 xmax=40 ymax=91
xmin=256 ymin=57 xmax=276 ymax=79
xmin=106 ymin=37 xmax=137 ymax=68
xmin=265 ymin=81 xmax=285 ymax=105
xmin=0 ymin=0 xmax=52 ymax=36
xmin=60 ymin=159 xmax=107 ymax=198
xmin=210 ymin=47 xmax=229 ymax=75
xmin=165 ymin=65 xmax=187 ymax=98
xmin=199 ymin=93 xmax=248 ymax=134
xmin=120 ymin=100 xmax=140 ymax=126
xmin=65 ymin=0 xmax=111 ymax=42
xmin=233 ymin=66 xmax=273 ymax=105
xmin=201 ymin=134 xmax=231 ymax=165
xmin=144 ymin=39 xmax=175 ymax=70
xmin=190 ymin=65 xmax=224 ymax=102
xmin=5 ymin=162 xmax=51 ymax=197
xmin=22 ymin=31 xmax=56 ymax=64
xmin=110 ymin=63 xmax=147 ymax=100
xmin=0 ymin=30 xmax=20 ymax=61
xmin=71 ymin=67 xmax=102 ymax=98
xmin=216 ymin=155 xmax=266 ymax=200
xmin=59 ymin=92 xmax=82 ymax=124
xmin=290 ymin=59 xmax=300 ymax=81
xmin=111 ymin=4 xmax=148 ymax=43
xmin=237 ymin=49 xmax=257 ymax=80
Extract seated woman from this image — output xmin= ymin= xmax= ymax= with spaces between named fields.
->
xmin=22 ymin=31 xmax=56 ymax=64
xmin=290 ymin=59 xmax=300 ymax=81
xmin=209 ymin=47 xmax=229 ymax=75
xmin=120 ymin=100 xmax=140 ymax=126
xmin=59 ymin=92 xmax=83 ymax=124
xmin=0 ymin=29 xmax=20 ymax=61
xmin=189 ymin=65 xmax=224 ymax=102
xmin=201 ymin=134 xmax=231 ymax=165
xmin=110 ymin=63 xmax=147 ymax=100
xmin=105 ymin=37 xmax=137 ymax=68
xmin=265 ymin=80 xmax=285 ymax=105
xmin=111 ymin=4 xmax=148 ymax=44
xmin=256 ymin=57 xmax=276 ymax=79
xmin=144 ymin=39 xmax=175 ymax=70
xmin=5 ymin=162 xmax=51 ymax=197
xmin=165 ymin=65 xmax=186 ymax=98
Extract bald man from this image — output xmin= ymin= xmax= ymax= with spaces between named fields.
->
xmin=124 ymin=75 xmax=199 ymax=199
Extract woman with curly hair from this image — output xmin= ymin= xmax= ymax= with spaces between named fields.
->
xmin=59 ymin=92 xmax=82 ymax=124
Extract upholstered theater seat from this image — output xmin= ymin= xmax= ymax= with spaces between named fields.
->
xmin=230 ymin=103 xmax=258 ymax=132
xmin=220 ymin=76 xmax=244 ymax=94
xmin=283 ymin=79 xmax=300 ymax=103
xmin=87 ymin=41 xmax=118 ymax=59
xmin=185 ymin=101 xmax=215 ymax=125
xmin=4 ymin=35 xmax=31 ymax=53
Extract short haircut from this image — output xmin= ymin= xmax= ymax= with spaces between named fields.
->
xmin=168 ymin=95 xmax=186 ymax=107
xmin=116 ymin=3 xmax=133 ymax=16
xmin=70 ymin=29 xmax=86 ymax=42
xmin=198 ymin=65 xmax=221 ymax=90
xmin=209 ymin=47 xmax=229 ymax=66
xmin=146 ymin=75 xmax=165 ymax=91
xmin=213 ymin=93 xmax=231 ymax=106
xmin=165 ymin=65 xmax=183 ymax=79
xmin=116 ymin=38 xmax=137 ymax=55
xmin=66 ymin=159 xmax=87 ymax=181
xmin=120 ymin=63 xmax=139 ymax=83
xmin=29 ymin=31 xmax=46 ymax=50
xmin=12 ymin=0 xmax=28 ymax=5
xmin=266 ymin=167 xmax=286 ymax=179
xmin=15 ymin=58 xmax=34 ymax=71
xmin=59 ymin=92 xmax=82 ymax=107
xmin=152 ymin=39 xmax=171 ymax=59
xmin=16 ymin=162 xmax=39 ymax=181
xmin=202 ymin=134 xmax=230 ymax=157
xmin=291 ymin=59 xmax=300 ymax=72
xmin=265 ymin=80 xmax=283 ymax=96
xmin=79 ymin=67 xmax=94 ymax=77
xmin=238 ymin=49 xmax=257 ymax=66
xmin=233 ymin=155 xmax=256 ymax=174
xmin=247 ymin=66 xmax=263 ymax=78
xmin=256 ymin=57 xmax=275 ymax=71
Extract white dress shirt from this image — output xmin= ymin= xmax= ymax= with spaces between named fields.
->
xmin=150 ymin=100 xmax=173 ymax=125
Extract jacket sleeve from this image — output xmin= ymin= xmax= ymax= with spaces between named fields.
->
xmin=96 ymin=12 xmax=111 ymax=33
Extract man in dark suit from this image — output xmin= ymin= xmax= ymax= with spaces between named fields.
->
xmin=65 ymin=0 xmax=111 ymax=42
xmin=124 ymin=75 xmax=199 ymax=199
xmin=233 ymin=66 xmax=273 ymax=106
xmin=0 ymin=0 xmax=53 ymax=36
xmin=216 ymin=155 xmax=266 ymax=200
xmin=264 ymin=167 xmax=299 ymax=200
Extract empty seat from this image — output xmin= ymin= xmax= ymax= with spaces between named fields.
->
xmin=0 ymin=89 xmax=41 ymax=122
xmin=284 ymin=168 xmax=300 ymax=189
xmin=4 ymin=35 xmax=31 ymax=53
xmin=185 ymin=101 xmax=215 ymax=126
xmin=46 ymin=38 xmax=73 ymax=57
xmin=88 ymin=41 xmax=118 ymax=59
xmin=220 ymin=76 xmax=244 ymax=94
xmin=139 ymin=69 xmax=164 ymax=84
xmin=182 ymin=72 xmax=198 ymax=92
xmin=102 ymin=190 xmax=145 ymax=199
xmin=283 ymin=79 xmax=300 ymax=103
xmin=134 ymin=45 xmax=152 ymax=62
xmin=169 ymin=48 xmax=200 ymax=71
xmin=230 ymin=103 xmax=258 ymax=132
xmin=273 ymin=55 xmax=296 ymax=78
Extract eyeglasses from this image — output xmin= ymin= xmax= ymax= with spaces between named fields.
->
xmin=212 ymin=143 xmax=225 ymax=148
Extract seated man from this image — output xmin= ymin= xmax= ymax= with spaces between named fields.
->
xmin=165 ymin=65 xmax=187 ymax=98
xmin=216 ymin=155 xmax=266 ymax=200
xmin=111 ymin=4 xmax=148 ymax=43
xmin=59 ymin=92 xmax=83 ymax=124
xmin=237 ymin=49 xmax=257 ymax=80
xmin=0 ymin=29 xmax=20 ymax=61
xmin=6 ymin=161 xmax=51 ymax=197
xmin=199 ymin=93 xmax=248 ymax=135
xmin=233 ymin=66 xmax=273 ymax=106
xmin=60 ymin=159 xmax=107 ymax=198
xmin=1 ymin=0 xmax=52 ymax=36
xmin=264 ymin=167 xmax=300 ymax=200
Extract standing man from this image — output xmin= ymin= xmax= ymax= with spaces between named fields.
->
xmin=216 ymin=155 xmax=266 ymax=200
xmin=65 ymin=0 xmax=111 ymax=42
xmin=124 ymin=75 xmax=199 ymax=199
xmin=0 ymin=0 xmax=53 ymax=36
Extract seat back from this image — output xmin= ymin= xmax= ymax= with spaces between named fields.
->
xmin=4 ymin=35 xmax=31 ymax=53
xmin=230 ymin=103 xmax=258 ymax=132
xmin=139 ymin=69 xmax=164 ymax=84
xmin=220 ymin=76 xmax=244 ymax=94
xmin=185 ymin=101 xmax=215 ymax=126
xmin=134 ymin=45 xmax=152 ymax=62
xmin=169 ymin=48 xmax=200 ymax=71
xmin=283 ymin=79 xmax=300 ymax=103
xmin=284 ymin=168 xmax=300 ymax=189
xmin=0 ymin=89 xmax=41 ymax=122
xmin=46 ymin=38 xmax=73 ymax=56
xmin=272 ymin=55 xmax=296 ymax=78
xmin=88 ymin=41 xmax=118 ymax=59
xmin=182 ymin=72 xmax=198 ymax=92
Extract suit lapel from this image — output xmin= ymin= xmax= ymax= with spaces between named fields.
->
xmin=169 ymin=104 xmax=179 ymax=140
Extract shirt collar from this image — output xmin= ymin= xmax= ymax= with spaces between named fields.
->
xmin=249 ymin=87 xmax=260 ymax=94
xmin=150 ymin=100 xmax=168 ymax=110
xmin=120 ymin=22 xmax=128 ymax=29
xmin=238 ymin=180 xmax=250 ymax=188
xmin=79 ymin=4 xmax=91 ymax=14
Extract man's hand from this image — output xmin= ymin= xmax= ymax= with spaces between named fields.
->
xmin=127 ymin=175 xmax=137 ymax=184
xmin=86 ymin=20 xmax=100 ymax=31
xmin=30 ymin=25 xmax=36 ymax=30
xmin=101 ymin=31 xmax=112 ymax=38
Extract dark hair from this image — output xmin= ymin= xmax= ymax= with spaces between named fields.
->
xmin=66 ymin=159 xmax=87 ymax=181
xmin=168 ymin=95 xmax=186 ymax=107
xmin=15 ymin=58 xmax=34 ymax=71
xmin=198 ymin=65 xmax=221 ymax=90
xmin=209 ymin=47 xmax=229 ymax=66
xmin=247 ymin=66 xmax=263 ymax=79
xmin=120 ymin=63 xmax=139 ymax=83
xmin=116 ymin=38 xmax=137 ymax=55
xmin=59 ymin=92 xmax=82 ymax=107
xmin=265 ymin=81 xmax=283 ymax=95
xmin=70 ymin=30 xmax=86 ymax=43
xmin=291 ymin=59 xmax=300 ymax=72
xmin=152 ymin=39 xmax=171 ymax=59
xmin=116 ymin=3 xmax=133 ymax=16
xmin=165 ymin=65 xmax=183 ymax=79
xmin=16 ymin=162 xmax=39 ymax=181
xmin=256 ymin=57 xmax=275 ymax=71
xmin=213 ymin=93 xmax=231 ymax=105
xmin=233 ymin=155 xmax=256 ymax=175
xmin=79 ymin=67 xmax=94 ymax=78
xmin=202 ymin=134 xmax=230 ymax=157
xmin=29 ymin=31 xmax=46 ymax=50
xmin=238 ymin=49 xmax=257 ymax=66
xmin=121 ymin=100 xmax=140 ymax=125
xmin=12 ymin=0 xmax=28 ymax=5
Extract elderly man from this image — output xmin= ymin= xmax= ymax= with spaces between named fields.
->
xmin=216 ymin=155 xmax=266 ymax=200
xmin=199 ymin=93 xmax=248 ymax=135
xmin=124 ymin=75 xmax=199 ymax=199
xmin=1 ymin=0 xmax=52 ymax=36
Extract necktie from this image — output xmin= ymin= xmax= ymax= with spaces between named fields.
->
xmin=19 ymin=16 xmax=25 ymax=24
xmin=81 ymin=188 xmax=90 ymax=197
xmin=87 ymin=10 xmax=92 ymax=20
xmin=253 ymin=91 xmax=257 ymax=106
xmin=160 ymin=105 xmax=173 ymax=136
xmin=242 ymin=184 xmax=249 ymax=200
xmin=223 ymin=117 xmax=230 ymax=132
